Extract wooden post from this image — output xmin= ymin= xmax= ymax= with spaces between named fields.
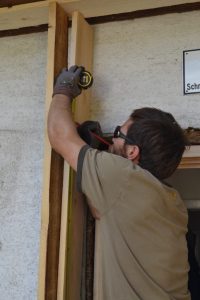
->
xmin=38 ymin=2 xmax=68 ymax=300
xmin=57 ymin=11 xmax=94 ymax=300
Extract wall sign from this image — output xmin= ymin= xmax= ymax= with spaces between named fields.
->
xmin=183 ymin=49 xmax=200 ymax=94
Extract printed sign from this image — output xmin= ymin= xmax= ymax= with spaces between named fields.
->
xmin=183 ymin=49 xmax=200 ymax=94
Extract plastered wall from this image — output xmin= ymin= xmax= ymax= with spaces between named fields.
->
xmin=0 ymin=32 xmax=47 ymax=300
xmin=0 ymin=9 xmax=200 ymax=300
xmin=91 ymin=11 xmax=200 ymax=133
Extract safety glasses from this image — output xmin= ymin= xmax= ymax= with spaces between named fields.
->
xmin=113 ymin=126 xmax=136 ymax=145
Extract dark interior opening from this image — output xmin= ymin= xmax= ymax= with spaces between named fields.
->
xmin=166 ymin=169 xmax=200 ymax=299
xmin=188 ymin=210 xmax=200 ymax=299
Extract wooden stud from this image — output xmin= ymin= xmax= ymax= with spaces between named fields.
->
xmin=68 ymin=12 xmax=93 ymax=298
xmin=57 ymin=11 xmax=94 ymax=300
xmin=71 ymin=11 xmax=93 ymax=124
xmin=56 ymin=162 xmax=70 ymax=300
xmin=38 ymin=2 xmax=68 ymax=300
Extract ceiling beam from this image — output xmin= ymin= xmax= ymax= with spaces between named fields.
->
xmin=1 ymin=1 xmax=200 ymax=33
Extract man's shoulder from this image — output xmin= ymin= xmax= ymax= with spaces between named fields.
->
xmin=82 ymin=146 xmax=135 ymax=170
xmin=78 ymin=145 xmax=156 ymax=186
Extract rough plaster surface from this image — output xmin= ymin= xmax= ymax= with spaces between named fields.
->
xmin=91 ymin=11 xmax=200 ymax=133
xmin=0 ymin=32 xmax=47 ymax=300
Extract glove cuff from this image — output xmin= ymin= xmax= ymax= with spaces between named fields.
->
xmin=52 ymin=88 xmax=73 ymax=100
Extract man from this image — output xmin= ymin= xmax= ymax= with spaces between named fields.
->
xmin=48 ymin=66 xmax=191 ymax=300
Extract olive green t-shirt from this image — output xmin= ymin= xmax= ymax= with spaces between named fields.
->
xmin=77 ymin=146 xmax=191 ymax=300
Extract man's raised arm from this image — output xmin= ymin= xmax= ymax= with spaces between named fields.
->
xmin=47 ymin=66 xmax=86 ymax=171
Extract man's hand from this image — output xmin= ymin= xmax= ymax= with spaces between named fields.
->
xmin=53 ymin=65 xmax=84 ymax=99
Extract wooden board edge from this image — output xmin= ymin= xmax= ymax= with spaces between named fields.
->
xmin=37 ymin=3 xmax=56 ymax=299
xmin=57 ymin=162 xmax=70 ymax=300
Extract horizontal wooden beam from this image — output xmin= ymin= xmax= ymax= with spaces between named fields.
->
xmin=0 ymin=0 xmax=44 ymax=8
xmin=0 ymin=24 xmax=48 ymax=37
xmin=86 ymin=1 xmax=200 ymax=25
xmin=1 ymin=1 xmax=200 ymax=31
xmin=0 ymin=1 xmax=49 ymax=31
xmin=179 ymin=145 xmax=200 ymax=169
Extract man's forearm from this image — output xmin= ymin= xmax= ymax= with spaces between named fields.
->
xmin=48 ymin=94 xmax=75 ymax=139
xmin=48 ymin=94 xmax=83 ymax=156
xmin=47 ymin=66 xmax=87 ymax=170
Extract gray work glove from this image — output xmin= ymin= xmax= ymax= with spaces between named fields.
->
xmin=53 ymin=65 xmax=84 ymax=99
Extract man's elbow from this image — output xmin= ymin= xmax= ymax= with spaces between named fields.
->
xmin=48 ymin=123 xmax=63 ymax=153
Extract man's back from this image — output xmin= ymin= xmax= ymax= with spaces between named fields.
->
xmin=77 ymin=147 xmax=190 ymax=300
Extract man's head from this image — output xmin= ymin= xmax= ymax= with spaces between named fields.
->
xmin=110 ymin=107 xmax=188 ymax=180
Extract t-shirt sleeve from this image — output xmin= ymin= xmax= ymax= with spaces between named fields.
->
xmin=77 ymin=145 xmax=126 ymax=216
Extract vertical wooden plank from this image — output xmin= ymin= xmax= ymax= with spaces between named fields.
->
xmin=58 ymin=11 xmax=93 ymax=300
xmin=57 ymin=163 xmax=70 ymax=300
xmin=66 ymin=177 xmax=87 ymax=300
xmin=71 ymin=11 xmax=93 ymax=124
xmin=38 ymin=2 xmax=68 ymax=300
xmin=67 ymin=13 xmax=93 ymax=299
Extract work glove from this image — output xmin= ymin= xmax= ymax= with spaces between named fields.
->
xmin=77 ymin=121 xmax=109 ymax=150
xmin=53 ymin=65 xmax=84 ymax=99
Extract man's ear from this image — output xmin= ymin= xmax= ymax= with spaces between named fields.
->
xmin=126 ymin=145 xmax=140 ymax=163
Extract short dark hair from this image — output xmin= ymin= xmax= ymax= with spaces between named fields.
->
xmin=126 ymin=107 xmax=189 ymax=180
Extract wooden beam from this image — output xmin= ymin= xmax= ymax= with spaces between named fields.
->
xmin=0 ymin=1 xmax=49 ymax=31
xmin=0 ymin=24 xmax=48 ymax=38
xmin=57 ymin=11 xmax=93 ymax=300
xmin=179 ymin=145 xmax=200 ymax=169
xmin=61 ymin=0 xmax=200 ymax=20
xmin=38 ymin=2 xmax=68 ymax=300
xmin=86 ymin=2 xmax=200 ymax=25
xmin=0 ymin=0 xmax=44 ymax=8
xmin=2 ymin=1 xmax=200 ymax=31
xmin=1 ymin=0 xmax=200 ymax=14
xmin=56 ymin=163 xmax=70 ymax=300
xmin=71 ymin=11 xmax=93 ymax=123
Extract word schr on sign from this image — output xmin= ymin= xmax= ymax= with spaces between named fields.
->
xmin=186 ymin=83 xmax=200 ymax=92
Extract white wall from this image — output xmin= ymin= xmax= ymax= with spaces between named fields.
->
xmin=0 ymin=32 xmax=47 ymax=300
xmin=91 ymin=11 xmax=200 ymax=133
